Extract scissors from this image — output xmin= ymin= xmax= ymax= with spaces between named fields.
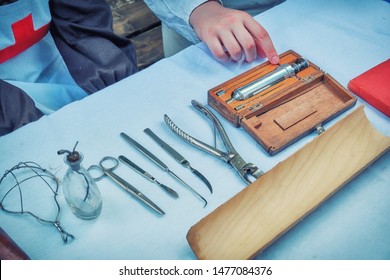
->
xmin=164 ymin=100 xmax=264 ymax=185
xmin=88 ymin=156 xmax=165 ymax=215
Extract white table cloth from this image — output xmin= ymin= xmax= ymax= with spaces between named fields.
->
xmin=0 ymin=0 xmax=389 ymax=260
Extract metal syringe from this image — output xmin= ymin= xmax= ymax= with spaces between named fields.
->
xmin=226 ymin=58 xmax=309 ymax=104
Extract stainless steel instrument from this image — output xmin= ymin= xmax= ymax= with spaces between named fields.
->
xmin=88 ymin=156 xmax=165 ymax=215
xmin=118 ymin=155 xmax=178 ymax=199
xmin=227 ymin=58 xmax=309 ymax=103
xmin=164 ymin=100 xmax=264 ymax=185
xmin=120 ymin=132 xmax=208 ymax=207
xmin=144 ymin=128 xmax=213 ymax=193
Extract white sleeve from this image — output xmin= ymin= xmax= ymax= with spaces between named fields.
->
xmin=143 ymin=0 xmax=222 ymax=43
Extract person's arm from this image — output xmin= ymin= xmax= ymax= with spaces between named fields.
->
xmin=144 ymin=0 xmax=279 ymax=64
xmin=50 ymin=0 xmax=138 ymax=94
xmin=189 ymin=1 xmax=279 ymax=63
xmin=0 ymin=80 xmax=43 ymax=136
xmin=143 ymin=0 xmax=209 ymax=44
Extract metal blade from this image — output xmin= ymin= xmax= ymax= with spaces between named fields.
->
xmin=157 ymin=182 xmax=179 ymax=199
xmin=168 ymin=170 xmax=207 ymax=208
xmin=144 ymin=128 xmax=213 ymax=193
xmin=191 ymin=167 xmax=213 ymax=193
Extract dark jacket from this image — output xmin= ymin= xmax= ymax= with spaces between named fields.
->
xmin=0 ymin=0 xmax=137 ymax=136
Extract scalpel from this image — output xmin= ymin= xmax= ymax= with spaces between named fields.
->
xmin=120 ymin=132 xmax=207 ymax=207
xmin=144 ymin=128 xmax=213 ymax=193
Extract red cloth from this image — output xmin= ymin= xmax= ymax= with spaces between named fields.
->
xmin=348 ymin=59 xmax=390 ymax=118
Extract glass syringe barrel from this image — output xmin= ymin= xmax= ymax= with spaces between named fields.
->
xmin=227 ymin=58 xmax=309 ymax=103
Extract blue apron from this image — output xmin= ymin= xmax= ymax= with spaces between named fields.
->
xmin=0 ymin=0 xmax=87 ymax=114
xmin=0 ymin=0 xmax=137 ymax=135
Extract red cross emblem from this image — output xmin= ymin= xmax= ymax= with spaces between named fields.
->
xmin=0 ymin=14 xmax=50 ymax=63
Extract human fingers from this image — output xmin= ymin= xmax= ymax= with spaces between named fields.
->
xmin=217 ymin=29 xmax=245 ymax=62
xmin=205 ymin=36 xmax=231 ymax=62
xmin=230 ymin=24 xmax=257 ymax=62
xmin=244 ymin=18 xmax=279 ymax=64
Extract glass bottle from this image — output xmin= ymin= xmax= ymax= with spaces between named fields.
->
xmin=58 ymin=143 xmax=102 ymax=220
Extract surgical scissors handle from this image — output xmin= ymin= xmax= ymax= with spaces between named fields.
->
xmin=88 ymin=156 xmax=165 ymax=215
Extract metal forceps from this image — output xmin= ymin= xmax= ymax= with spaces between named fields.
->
xmin=164 ymin=100 xmax=264 ymax=185
xmin=88 ymin=156 xmax=165 ymax=215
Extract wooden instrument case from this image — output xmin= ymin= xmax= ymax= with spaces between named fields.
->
xmin=208 ymin=50 xmax=357 ymax=155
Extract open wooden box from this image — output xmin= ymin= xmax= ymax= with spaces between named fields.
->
xmin=208 ymin=50 xmax=357 ymax=155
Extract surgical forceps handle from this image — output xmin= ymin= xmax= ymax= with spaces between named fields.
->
xmin=118 ymin=155 xmax=179 ymax=199
xmin=164 ymin=114 xmax=231 ymax=162
xmin=103 ymin=168 xmax=165 ymax=215
xmin=191 ymin=101 xmax=265 ymax=182
xmin=164 ymin=100 xmax=264 ymax=184
xmin=191 ymin=100 xmax=237 ymax=154
xmin=164 ymin=100 xmax=238 ymax=162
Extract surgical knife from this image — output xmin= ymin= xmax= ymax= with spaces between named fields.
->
xmin=120 ymin=132 xmax=208 ymax=207
xmin=118 ymin=155 xmax=179 ymax=199
xmin=144 ymin=128 xmax=213 ymax=193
